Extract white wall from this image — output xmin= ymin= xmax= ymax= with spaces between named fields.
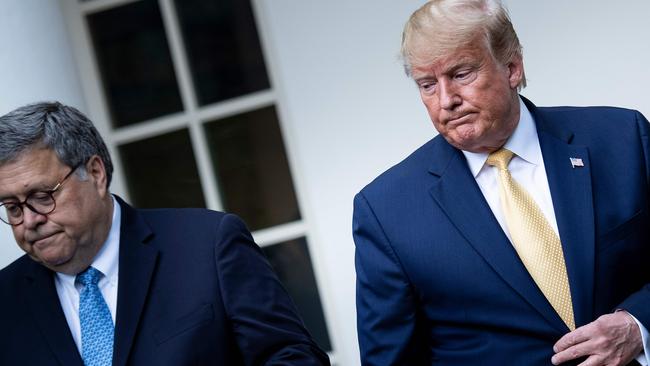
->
xmin=0 ymin=1 xmax=86 ymax=267
xmin=509 ymin=0 xmax=650 ymax=115
xmin=258 ymin=1 xmax=650 ymax=364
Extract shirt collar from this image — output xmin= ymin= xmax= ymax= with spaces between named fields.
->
xmin=91 ymin=195 xmax=120 ymax=285
xmin=56 ymin=195 xmax=121 ymax=287
xmin=462 ymin=97 xmax=542 ymax=177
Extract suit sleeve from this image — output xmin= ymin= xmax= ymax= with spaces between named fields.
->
xmin=214 ymin=214 xmax=330 ymax=366
xmin=618 ymin=110 xmax=650 ymax=330
xmin=353 ymin=192 xmax=428 ymax=365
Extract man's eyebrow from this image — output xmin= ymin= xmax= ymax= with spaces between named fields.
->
xmin=0 ymin=183 xmax=54 ymax=202
xmin=444 ymin=57 xmax=478 ymax=73
xmin=412 ymin=67 xmax=438 ymax=82
xmin=0 ymin=194 xmax=18 ymax=202
xmin=26 ymin=184 xmax=55 ymax=195
xmin=413 ymin=74 xmax=436 ymax=83
xmin=412 ymin=55 xmax=482 ymax=81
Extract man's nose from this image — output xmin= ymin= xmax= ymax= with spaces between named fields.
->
xmin=21 ymin=205 xmax=47 ymax=229
xmin=438 ymin=80 xmax=461 ymax=110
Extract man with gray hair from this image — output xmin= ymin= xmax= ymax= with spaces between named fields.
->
xmin=0 ymin=102 xmax=330 ymax=365
xmin=353 ymin=0 xmax=650 ymax=365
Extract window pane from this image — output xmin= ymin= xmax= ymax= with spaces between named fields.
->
xmin=174 ymin=0 xmax=270 ymax=106
xmin=118 ymin=128 xmax=205 ymax=208
xmin=204 ymin=106 xmax=300 ymax=230
xmin=262 ymin=238 xmax=332 ymax=352
xmin=87 ymin=0 xmax=183 ymax=127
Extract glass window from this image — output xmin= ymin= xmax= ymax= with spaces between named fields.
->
xmin=174 ymin=0 xmax=270 ymax=106
xmin=262 ymin=237 xmax=332 ymax=352
xmin=87 ymin=0 xmax=183 ymax=127
xmin=72 ymin=0 xmax=335 ymax=356
xmin=118 ymin=128 xmax=205 ymax=208
xmin=204 ymin=106 xmax=300 ymax=231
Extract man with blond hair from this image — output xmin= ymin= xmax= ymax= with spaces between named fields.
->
xmin=353 ymin=0 xmax=650 ymax=364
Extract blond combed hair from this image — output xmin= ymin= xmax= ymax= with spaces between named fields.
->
xmin=401 ymin=0 xmax=526 ymax=89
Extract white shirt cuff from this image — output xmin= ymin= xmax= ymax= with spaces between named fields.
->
xmin=629 ymin=313 xmax=649 ymax=365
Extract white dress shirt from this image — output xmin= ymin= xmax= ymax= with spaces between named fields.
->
xmin=55 ymin=195 xmax=120 ymax=353
xmin=462 ymin=98 xmax=649 ymax=365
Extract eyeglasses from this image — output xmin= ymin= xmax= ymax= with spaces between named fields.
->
xmin=0 ymin=164 xmax=81 ymax=226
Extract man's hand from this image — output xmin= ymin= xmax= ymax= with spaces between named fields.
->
xmin=551 ymin=311 xmax=643 ymax=366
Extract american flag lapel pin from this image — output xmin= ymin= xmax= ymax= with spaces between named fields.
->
xmin=570 ymin=157 xmax=584 ymax=168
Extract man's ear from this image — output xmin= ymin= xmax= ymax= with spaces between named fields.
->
xmin=507 ymin=54 xmax=524 ymax=89
xmin=85 ymin=155 xmax=108 ymax=197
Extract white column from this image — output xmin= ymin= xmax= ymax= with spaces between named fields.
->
xmin=0 ymin=1 xmax=86 ymax=268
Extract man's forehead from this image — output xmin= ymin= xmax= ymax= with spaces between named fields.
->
xmin=409 ymin=33 xmax=489 ymax=68
xmin=3 ymin=148 xmax=60 ymax=168
xmin=0 ymin=148 xmax=64 ymax=199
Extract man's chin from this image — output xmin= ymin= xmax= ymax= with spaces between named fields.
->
xmin=446 ymin=127 xmax=482 ymax=150
xmin=446 ymin=136 xmax=482 ymax=153
xmin=447 ymin=132 xmax=503 ymax=153
xmin=30 ymin=251 xmax=74 ymax=272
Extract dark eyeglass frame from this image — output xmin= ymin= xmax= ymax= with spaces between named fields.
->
xmin=0 ymin=164 xmax=82 ymax=226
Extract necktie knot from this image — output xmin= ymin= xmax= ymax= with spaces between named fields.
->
xmin=77 ymin=266 xmax=102 ymax=287
xmin=486 ymin=148 xmax=514 ymax=171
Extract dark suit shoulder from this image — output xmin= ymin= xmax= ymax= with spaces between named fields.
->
xmin=536 ymin=105 xmax=640 ymax=130
xmin=538 ymin=105 xmax=635 ymax=114
xmin=533 ymin=105 xmax=647 ymax=151
xmin=126 ymin=206 xmax=260 ymax=259
xmin=132 ymin=207 xmax=245 ymax=249
xmin=0 ymin=255 xmax=40 ymax=327
xmin=0 ymin=254 xmax=35 ymax=287
xmin=137 ymin=207 xmax=227 ymax=224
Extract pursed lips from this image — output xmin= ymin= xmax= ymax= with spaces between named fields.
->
xmin=445 ymin=113 xmax=474 ymax=126
xmin=27 ymin=232 xmax=60 ymax=247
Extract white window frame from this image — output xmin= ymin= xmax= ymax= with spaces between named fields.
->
xmin=59 ymin=0 xmax=340 ymax=362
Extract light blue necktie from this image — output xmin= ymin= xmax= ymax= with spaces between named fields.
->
xmin=77 ymin=267 xmax=114 ymax=366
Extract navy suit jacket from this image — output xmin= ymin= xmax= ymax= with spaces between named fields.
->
xmin=353 ymin=98 xmax=650 ymax=365
xmin=0 ymin=197 xmax=329 ymax=365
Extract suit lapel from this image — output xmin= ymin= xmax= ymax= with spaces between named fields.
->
xmin=23 ymin=261 xmax=84 ymax=366
xmin=531 ymin=101 xmax=596 ymax=328
xmin=427 ymin=139 xmax=568 ymax=333
xmin=112 ymin=197 xmax=158 ymax=366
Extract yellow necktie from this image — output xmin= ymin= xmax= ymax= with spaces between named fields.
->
xmin=487 ymin=148 xmax=575 ymax=330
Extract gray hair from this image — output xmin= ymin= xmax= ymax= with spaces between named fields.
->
xmin=0 ymin=101 xmax=113 ymax=188
xmin=401 ymin=0 xmax=526 ymax=89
